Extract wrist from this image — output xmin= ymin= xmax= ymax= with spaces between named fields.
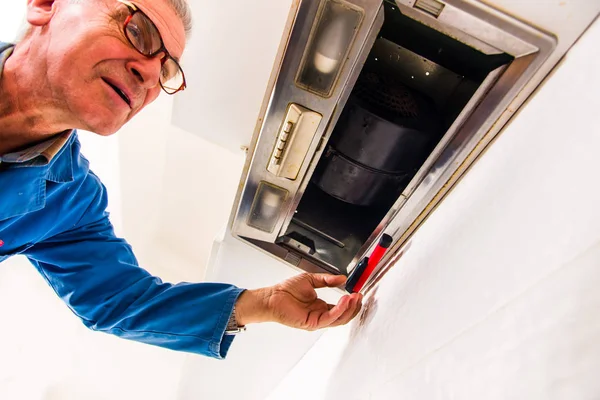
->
xmin=235 ymin=288 xmax=272 ymax=326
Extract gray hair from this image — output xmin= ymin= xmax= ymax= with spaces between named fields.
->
xmin=167 ymin=0 xmax=193 ymax=39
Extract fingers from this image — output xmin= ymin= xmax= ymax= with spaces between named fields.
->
xmin=303 ymin=273 xmax=347 ymax=289
xmin=308 ymin=293 xmax=363 ymax=330
xmin=295 ymin=273 xmax=364 ymax=330
xmin=308 ymin=295 xmax=351 ymax=330
xmin=329 ymin=293 xmax=363 ymax=327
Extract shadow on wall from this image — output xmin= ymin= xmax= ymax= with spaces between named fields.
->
xmin=323 ymin=240 xmax=417 ymax=400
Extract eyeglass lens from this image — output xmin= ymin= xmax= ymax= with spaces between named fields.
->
xmin=125 ymin=11 xmax=184 ymax=93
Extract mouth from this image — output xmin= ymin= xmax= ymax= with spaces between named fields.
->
xmin=102 ymin=78 xmax=132 ymax=108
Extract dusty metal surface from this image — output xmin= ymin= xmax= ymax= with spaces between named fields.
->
xmin=369 ymin=38 xmax=464 ymax=108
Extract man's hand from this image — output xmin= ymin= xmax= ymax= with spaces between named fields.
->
xmin=235 ymin=273 xmax=363 ymax=331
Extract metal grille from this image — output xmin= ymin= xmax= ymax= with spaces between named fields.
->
xmin=353 ymin=72 xmax=419 ymax=118
xmin=284 ymin=252 xmax=302 ymax=266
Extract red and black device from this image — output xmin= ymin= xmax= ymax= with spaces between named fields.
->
xmin=345 ymin=234 xmax=393 ymax=293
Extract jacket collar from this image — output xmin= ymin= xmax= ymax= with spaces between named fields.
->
xmin=9 ymin=131 xmax=75 ymax=183
xmin=46 ymin=132 xmax=75 ymax=183
xmin=0 ymin=132 xmax=76 ymax=221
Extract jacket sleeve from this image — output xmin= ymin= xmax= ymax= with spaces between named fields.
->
xmin=24 ymin=178 xmax=244 ymax=359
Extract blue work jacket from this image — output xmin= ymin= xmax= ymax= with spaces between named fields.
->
xmin=1 ymin=44 xmax=243 ymax=357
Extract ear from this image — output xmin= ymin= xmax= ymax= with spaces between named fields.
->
xmin=27 ymin=0 xmax=57 ymax=27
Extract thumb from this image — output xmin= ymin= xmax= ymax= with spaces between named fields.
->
xmin=305 ymin=273 xmax=347 ymax=289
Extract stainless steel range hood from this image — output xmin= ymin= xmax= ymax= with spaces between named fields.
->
xmin=227 ymin=0 xmax=573 ymax=281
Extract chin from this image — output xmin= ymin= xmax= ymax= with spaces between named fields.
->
xmin=93 ymin=129 xmax=119 ymax=136
xmin=83 ymin=123 xmax=122 ymax=136
xmin=80 ymin=113 xmax=128 ymax=136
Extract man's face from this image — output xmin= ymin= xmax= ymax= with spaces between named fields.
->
xmin=28 ymin=0 xmax=186 ymax=135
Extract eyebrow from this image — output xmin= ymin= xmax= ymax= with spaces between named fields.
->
xmin=129 ymin=2 xmax=182 ymax=63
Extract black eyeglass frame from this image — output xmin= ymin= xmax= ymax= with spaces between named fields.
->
xmin=118 ymin=0 xmax=187 ymax=95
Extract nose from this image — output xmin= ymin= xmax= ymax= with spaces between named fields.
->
xmin=126 ymin=54 xmax=164 ymax=90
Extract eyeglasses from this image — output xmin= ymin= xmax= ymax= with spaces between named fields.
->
xmin=117 ymin=0 xmax=186 ymax=94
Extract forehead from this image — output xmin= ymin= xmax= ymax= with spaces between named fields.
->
xmin=128 ymin=0 xmax=186 ymax=58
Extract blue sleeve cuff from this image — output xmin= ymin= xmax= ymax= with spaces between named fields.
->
xmin=209 ymin=287 xmax=246 ymax=359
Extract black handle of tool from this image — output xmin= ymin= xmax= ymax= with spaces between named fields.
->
xmin=345 ymin=257 xmax=369 ymax=293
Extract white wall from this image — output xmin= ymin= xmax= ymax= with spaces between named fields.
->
xmin=115 ymin=93 xmax=245 ymax=283
xmin=266 ymin=17 xmax=600 ymax=400
xmin=171 ymin=0 xmax=294 ymax=152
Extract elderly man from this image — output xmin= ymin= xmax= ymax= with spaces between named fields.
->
xmin=0 ymin=0 xmax=362 ymax=358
